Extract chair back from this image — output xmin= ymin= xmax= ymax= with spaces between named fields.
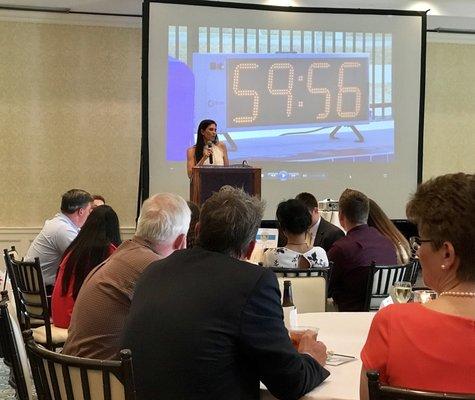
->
xmin=24 ymin=330 xmax=136 ymax=400
xmin=0 ymin=296 xmax=33 ymax=400
xmin=3 ymin=248 xmax=24 ymax=325
xmin=364 ymin=261 xmax=415 ymax=311
xmin=1 ymin=246 xmax=19 ymax=276
xmin=8 ymin=246 xmax=20 ymax=260
xmin=367 ymin=371 xmax=475 ymax=400
xmin=272 ymin=267 xmax=330 ymax=279
xmin=7 ymin=257 xmax=57 ymax=347
xmin=10 ymin=257 xmax=49 ymax=324
xmin=277 ymin=275 xmax=327 ymax=313
xmin=403 ymin=258 xmax=421 ymax=286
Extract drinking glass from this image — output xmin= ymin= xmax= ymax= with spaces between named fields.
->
xmin=391 ymin=281 xmax=412 ymax=304
xmin=288 ymin=326 xmax=319 ymax=350
xmin=413 ymin=290 xmax=437 ymax=303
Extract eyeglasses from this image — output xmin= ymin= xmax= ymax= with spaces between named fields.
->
xmin=409 ymin=236 xmax=434 ymax=252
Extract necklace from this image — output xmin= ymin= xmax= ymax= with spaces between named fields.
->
xmin=439 ymin=291 xmax=475 ymax=298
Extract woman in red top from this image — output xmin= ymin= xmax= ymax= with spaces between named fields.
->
xmin=360 ymin=173 xmax=475 ymax=396
xmin=52 ymin=205 xmax=121 ymax=328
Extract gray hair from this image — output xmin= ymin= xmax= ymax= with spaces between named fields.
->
xmin=196 ymin=187 xmax=265 ymax=258
xmin=136 ymin=193 xmax=191 ymax=244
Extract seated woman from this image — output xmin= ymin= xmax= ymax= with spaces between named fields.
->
xmin=52 ymin=205 xmax=121 ymax=328
xmin=263 ymin=199 xmax=328 ymax=269
xmin=360 ymin=173 xmax=475 ymax=396
xmin=186 ymin=119 xmax=229 ymax=179
xmin=368 ymin=198 xmax=411 ymax=264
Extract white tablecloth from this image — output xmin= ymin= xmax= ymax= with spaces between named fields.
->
xmin=261 ymin=312 xmax=375 ymax=400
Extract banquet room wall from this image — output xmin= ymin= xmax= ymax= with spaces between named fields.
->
xmin=0 ymin=18 xmax=473 ymax=255
xmin=0 ymin=20 xmax=141 ymax=234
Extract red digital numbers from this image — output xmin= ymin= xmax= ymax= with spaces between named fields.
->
xmin=267 ymin=63 xmax=294 ymax=117
xmin=307 ymin=62 xmax=331 ymax=120
xmin=230 ymin=58 xmax=365 ymax=124
xmin=337 ymin=62 xmax=362 ymax=118
xmin=232 ymin=63 xmax=260 ymax=123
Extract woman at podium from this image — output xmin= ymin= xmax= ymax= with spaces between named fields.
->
xmin=187 ymin=119 xmax=229 ymax=178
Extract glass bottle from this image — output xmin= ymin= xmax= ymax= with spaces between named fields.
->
xmin=282 ymin=280 xmax=297 ymax=328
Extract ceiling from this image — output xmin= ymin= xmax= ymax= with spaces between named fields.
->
xmin=1 ymin=0 xmax=475 ymax=30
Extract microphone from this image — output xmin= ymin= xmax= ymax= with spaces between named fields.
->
xmin=207 ymin=141 xmax=213 ymax=164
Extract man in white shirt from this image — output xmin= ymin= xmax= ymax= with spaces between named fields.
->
xmin=25 ymin=189 xmax=93 ymax=289
xmin=296 ymin=192 xmax=345 ymax=252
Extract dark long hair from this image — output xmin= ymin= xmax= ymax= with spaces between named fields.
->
xmin=276 ymin=199 xmax=312 ymax=235
xmin=194 ymin=119 xmax=217 ymax=164
xmin=60 ymin=205 xmax=121 ymax=299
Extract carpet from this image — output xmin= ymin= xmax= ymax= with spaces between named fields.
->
xmin=0 ymin=359 xmax=17 ymax=399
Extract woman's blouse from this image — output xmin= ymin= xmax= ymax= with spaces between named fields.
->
xmin=262 ymin=246 xmax=328 ymax=269
xmin=361 ymin=303 xmax=475 ymax=393
xmin=202 ymin=143 xmax=224 ymax=166
xmin=52 ymin=243 xmax=116 ymax=328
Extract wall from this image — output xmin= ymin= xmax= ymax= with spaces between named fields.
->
xmin=424 ymin=41 xmax=475 ymax=179
xmin=0 ymin=18 xmax=474 ymax=252
xmin=0 ymin=19 xmax=141 ymax=229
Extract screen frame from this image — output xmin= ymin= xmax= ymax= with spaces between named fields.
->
xmin=141 ymin=0 xmax=427 ymax=205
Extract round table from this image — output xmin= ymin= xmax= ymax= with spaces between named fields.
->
xmin=261 ymin=312 xmax=376 ymax=400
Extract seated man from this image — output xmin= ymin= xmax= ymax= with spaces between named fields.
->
xmin=295 ymin=192 xmax=345 ymax=252
xmin=62 ymin=193 xmax=190 ymax=360
xmin=328 ymin=189 xmax=397 ymax=311
xmin=122 ymin=188 xmax=330 ymax=400
xmin=25 ymin=189 xmax=93 ymax=289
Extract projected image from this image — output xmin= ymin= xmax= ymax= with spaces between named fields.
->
xmin=148 ymin=2 xmax=423 ymax=218
xmin=166 ymin=27 xmax=394 ymax=164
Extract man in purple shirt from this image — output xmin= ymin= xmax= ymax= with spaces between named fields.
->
xmin=328 ymin=189 xmax=397 ymax=311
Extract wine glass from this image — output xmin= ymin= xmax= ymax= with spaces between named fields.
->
xmin=391 ymin=281 xmax=412 ymax=304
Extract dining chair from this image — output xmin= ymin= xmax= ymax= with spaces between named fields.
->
xmin=3 ymin=248 xmax=24 ymax=325
xmin=7 ymin=256 xmax=67 ymax=350
xmin=1 ymin=246 xmax=19 ymax=272
xmin=367 ymin=370 xmax=475 ymax=400
xmin=403 ymin=258 xmax=421 ymax=286
xmin=364 ymin=261 xmax=415 ymax=311
xmin=276 ymin=274 xmax=327 ymax=313
xmin=24 ymin=330 xmax=136 ymax=400
xmin=271 ymin=266 xmax=330 ymax=279
xmin=0 ymin=296 xmax=34 ymax=400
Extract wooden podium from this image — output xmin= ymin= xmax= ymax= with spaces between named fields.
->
xmin=190 ymin=166 xmax=261 ymax=205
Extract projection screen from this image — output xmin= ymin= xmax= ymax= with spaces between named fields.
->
xmin=144 ymin=0 xmax=426 ymax=219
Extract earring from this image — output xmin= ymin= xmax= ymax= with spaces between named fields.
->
xmin=441 ymin=264 xmax=447 ymax=270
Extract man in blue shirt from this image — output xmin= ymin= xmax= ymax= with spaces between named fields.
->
xmin=25 ymin=189 xmax=93 ymax=289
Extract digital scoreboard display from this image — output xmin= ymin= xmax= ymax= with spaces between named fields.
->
xmin=193 ymin=53 xmax=369 ymax=132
